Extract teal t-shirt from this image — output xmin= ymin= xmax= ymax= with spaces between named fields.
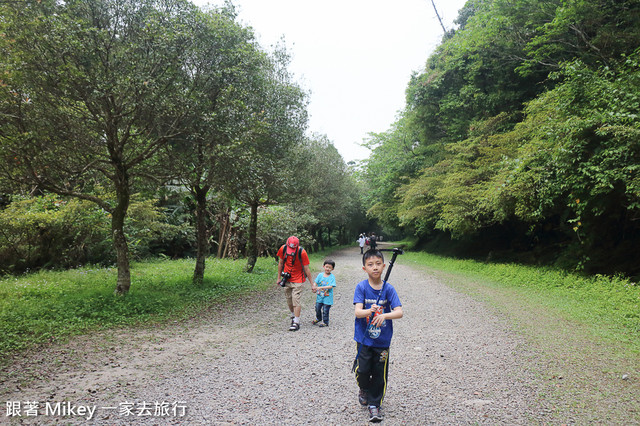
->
xmin=314 ymin=273 xmax=336 ymax=305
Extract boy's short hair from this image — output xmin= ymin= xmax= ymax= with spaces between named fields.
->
xmin=362 ymin=249 xmax=384 ymax=265
xmin=323 ymin=259 xmax=335 ymax=268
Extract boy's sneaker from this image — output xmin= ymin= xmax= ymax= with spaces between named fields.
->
xmin=312 ymin=319 xmax=321 ymax=325
xmin=368 ymin=406 xmax=382 ymax=423
xmin=358 ymin=389 xmax=367 ymax=406
xmin=318 ymin=322 xmax=328 ymax=327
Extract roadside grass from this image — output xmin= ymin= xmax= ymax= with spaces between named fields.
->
xmin=0 ymin=248 xmax=334 ymax=362
xmin=400 ymin=250 xmax=640 ymax=423
xmin=402 ymin=251 xmax=640 ymax=353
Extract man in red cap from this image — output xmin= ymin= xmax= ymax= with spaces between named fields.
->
xmin=276 ymin=236 xmax=315 ymax=331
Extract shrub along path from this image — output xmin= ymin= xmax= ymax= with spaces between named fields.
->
xmin=1 ymin=245 xmax=637 ymax=424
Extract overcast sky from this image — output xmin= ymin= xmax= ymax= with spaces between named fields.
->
xmin=193 ymin=0 xmax=468 ymax=162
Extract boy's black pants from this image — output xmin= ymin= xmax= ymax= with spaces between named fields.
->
xmin=355 ymin=343 xmax=390 ymax=408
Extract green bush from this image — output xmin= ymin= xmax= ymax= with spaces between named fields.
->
xmin=124 ymin=198 xmax=194 ymax=260
xmin=0 ymin=194 xmax=194 ymax=274
xmin=235 ymin=205 xmax=316 ymax=256
xmin=0 ymin=194 xmax=112 ymax=273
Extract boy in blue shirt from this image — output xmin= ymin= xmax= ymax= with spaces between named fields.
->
xmin=353 ymin=249 xmax=403 ymax=423
xmin=312 ymin=259 xmax=336 ymax=327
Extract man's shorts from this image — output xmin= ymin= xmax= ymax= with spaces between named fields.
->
xmin=284 ymin=281 xmax=304 ymax=308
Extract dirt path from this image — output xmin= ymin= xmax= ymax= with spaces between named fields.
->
xmin=1 ymin=246 xmax=574 ymax=424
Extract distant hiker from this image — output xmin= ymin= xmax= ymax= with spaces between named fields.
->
xmin=353 ymin=249 xmax=403 ymax=423
xmin=276 ymin=236 xmax=315 ymax=331
xmin=368 ymin=233 xmax=377 ymax=250
xmin=358 ymin=234 xmax=366 ymax=254
xmin=312 ymin=259 xmax=336 ymax=327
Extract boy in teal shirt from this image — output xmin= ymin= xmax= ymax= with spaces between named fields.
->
xmin=312 ymin=259 xmax=336 ymax=327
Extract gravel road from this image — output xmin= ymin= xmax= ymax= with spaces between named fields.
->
xmin=2 ymin=245 xmax=551 ymax=425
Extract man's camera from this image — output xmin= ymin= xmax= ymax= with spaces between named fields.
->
xmin=278 ymin=271 xmax=291 ymax=287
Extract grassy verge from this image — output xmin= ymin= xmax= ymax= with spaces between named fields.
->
xmin=0 ymin=248 xmax=334 ymax=361
xmin=402 ymin=251 xmax=640 ymax=353
xmin=401 ymin=250 xmax=640 ymax=423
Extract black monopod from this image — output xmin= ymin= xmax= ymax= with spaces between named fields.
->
xmin=352 ymin=247 xmax=404 ymax=373
xmin=379 ymin=247 xmax=404 ymax=282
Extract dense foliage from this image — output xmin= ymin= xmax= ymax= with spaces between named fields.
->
xmin=361 ymin=0 xmax=640 ymax=277
xmin=0 ymin=0 xmax=366 ymax=288
xmin=0 ymin=193 xmax=192 ymax=274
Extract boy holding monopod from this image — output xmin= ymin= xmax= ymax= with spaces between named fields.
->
xmin=352 ymin=248 xmax=404 ymax=423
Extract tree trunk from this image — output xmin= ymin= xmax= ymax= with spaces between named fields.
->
xmin=245 ymin=200 xmax=258 ymax=272
xmin=113 ymin=178 xmax=131 ymax=295
xmin=217 ymin=212 xmax=228 ymax=258
xmin=193 ymin=186 xmax=210 ymax=284
xmin=311 ymin=226 xmax=319 ymax=252
xmin=317 ymin=227 xmax=325 ymax=251
xmin=222 ymin=229 xmax=230 ymax=259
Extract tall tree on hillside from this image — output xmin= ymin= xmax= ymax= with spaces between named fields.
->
xmin=0 ymin=0 xmax=198 ymax=294
xmin=165 ymin=5 xmax=268 ymax=284
xmin=229 ymin=46 xmax=308 ymax=273
xmin=366 ymin=0 xmax=556 ymax=236
xmin=296 ymin=134 xmax=363 ymax=248
xmin=495 ymin=54 xmax=640 ymax=272
xmin=361 ymin=114 xmax=430 ymax=235
xmin=519 ymin=0 xmax=640 ymax=73
xmin=361 ymin=0 xmax=640 ymax=274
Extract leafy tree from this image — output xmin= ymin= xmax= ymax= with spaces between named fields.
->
xmin=376 ymin=0 xmax=555 ymax=236
xmin=165 ymin=5 xmax=269 ymax=284
xmin=223 ymin=45 xmax=308 ymax=273
xmin=360 ymin=0 xmax=640 ymax=275
xmin=0 ymin=0 xmax=199 ymax=294
xmin=398 ymin=113 xmax=518 ymax=237
xmin=295 ymin=134 xmax=363 ymax=249
xmin=500 ymin=53 xmax=640 ymax=271
xmin=361 ymin=114 xmax=427 ymax=235
xmin=520 ymin=0 xmax=640 ymax=73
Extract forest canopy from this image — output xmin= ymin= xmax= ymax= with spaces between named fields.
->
xmin=0 ymin=0 xmax=366 ymax=292
xmin=1 ymin=0 xmax=639 ymax=285
xmin=360 ymin=0 xmax=640 ymax=277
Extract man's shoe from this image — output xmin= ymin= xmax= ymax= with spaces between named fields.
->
xmin=288 ymin=322 xmax=300 ymax=331
xmin=368 ymin=406 xmax=382 ymax=423
xmin=358 ymin=389 xmax=367 ymax=406
xmin=312 ymin=319 xmax=321 ymax=325
xmin=318 ymin=322 xmax=328 ymax=327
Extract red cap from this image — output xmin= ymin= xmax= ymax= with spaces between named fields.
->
xmin=286 ymin=236 xmax=299 ymax=254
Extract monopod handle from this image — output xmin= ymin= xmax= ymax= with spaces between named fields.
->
xmin=381 ymin=248 xmax=404 ymax=283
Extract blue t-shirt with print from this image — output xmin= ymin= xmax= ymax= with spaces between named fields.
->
xmin=314 ymin=273 xmax=336 ymax=305
xmin=353 ymin=279 xmax=402 ymax=348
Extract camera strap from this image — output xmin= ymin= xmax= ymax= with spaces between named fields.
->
xmin=283 ymin=245 xmax=305 ymax=281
